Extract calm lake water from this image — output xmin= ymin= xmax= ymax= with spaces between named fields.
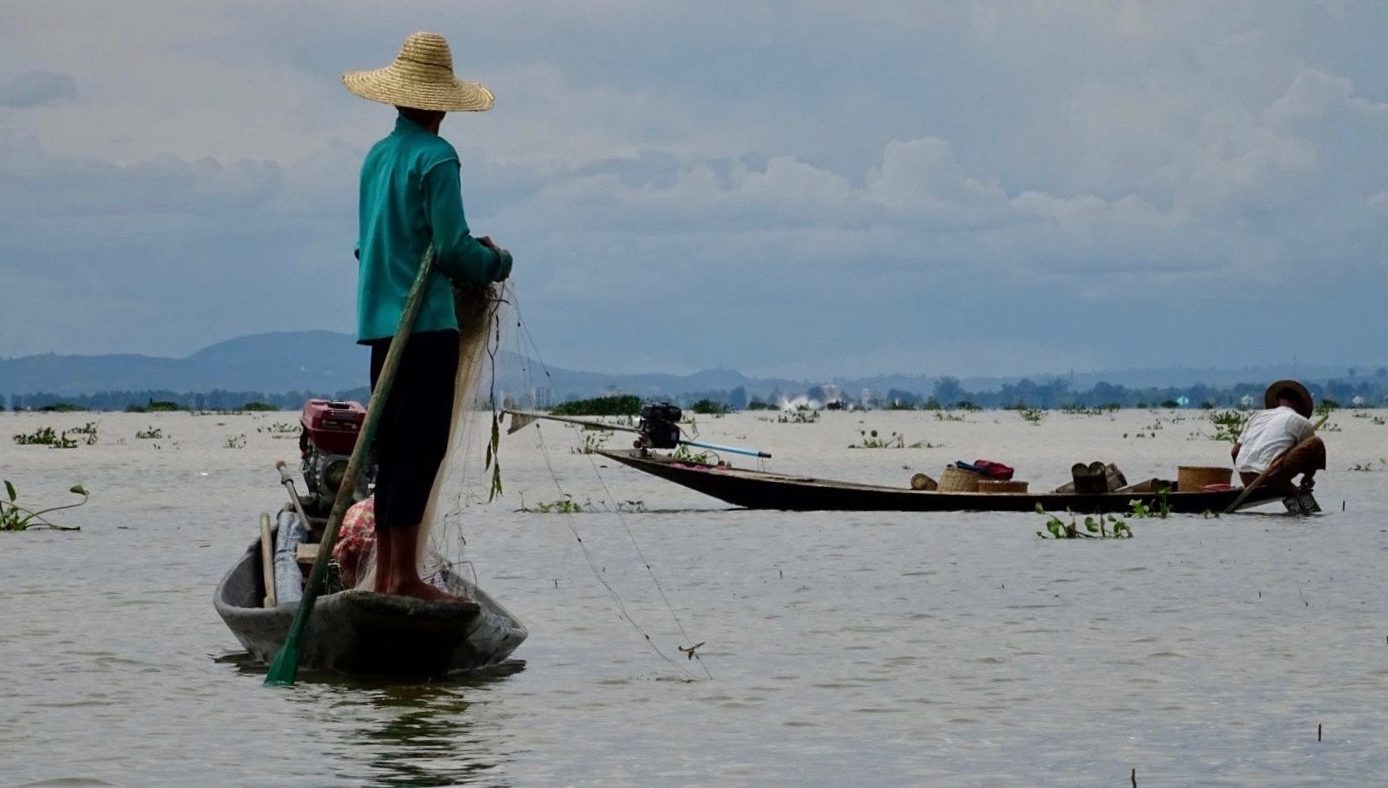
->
xmin=3 ymin=408 xmax=1387 ymax=786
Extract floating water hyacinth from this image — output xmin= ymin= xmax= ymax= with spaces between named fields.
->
xmin=1 ymin=480 xmax=88 ymax=531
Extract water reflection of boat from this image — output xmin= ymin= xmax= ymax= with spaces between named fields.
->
xmin=214 ymin=518 xmax=527 ymax=677
xmin=597 ymin=449 xmax=1286 ymax=514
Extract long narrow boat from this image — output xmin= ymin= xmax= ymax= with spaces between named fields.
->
xmin=214 ymin=514 xmax=526 ymax=677
xmin=597 ymin=449 xmax=1288 ymax=514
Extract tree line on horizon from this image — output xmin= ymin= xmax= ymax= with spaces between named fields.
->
xmin=6 ymin=372 xmax=1386 ymax=414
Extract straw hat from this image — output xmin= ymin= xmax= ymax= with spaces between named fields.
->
xmin=342 ymin=31 xmax=494 ymax=112
xmin=1264 ymin=379 xmax=1313 ymax=418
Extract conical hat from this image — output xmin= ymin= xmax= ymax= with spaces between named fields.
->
xmin=343 ymin=32 xmax=494 ymax=112
xmin=1264 ymin=379 xmax=1313 ymax=418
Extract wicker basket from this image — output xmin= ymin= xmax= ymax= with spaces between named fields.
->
xmin=978 ymin=479 xmax=1028 ymax=493
xmin=1177 ymin=465 xmax=1231 ymax=491
xmin=939 ymin=466 xmax=981 ymax=492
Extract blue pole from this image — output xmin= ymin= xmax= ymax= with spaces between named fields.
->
xmin=682 ymin=438 xmax=771 ymax=459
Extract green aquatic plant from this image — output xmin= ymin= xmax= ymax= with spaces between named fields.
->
xmin=1035 ymin=503 xmax=1132 ymax=539
xmin=12 ymin=425 xmax=79 ymax=448
xmin=1207 ymin=410 xmax=1248 ymax=442
xmin=67 ymin=422 xmax=99 ymax=445
xmin=1018 ymin=407 xmax=1047 ymax=425
xmin=1 ymin=480 xmax=87 ymax=531
xmin=1347 ymin=459 xmax=1386 ymax=472
xmin=519 ymin=494 xmax=585 ymax=514
xmin=572 ymin=430 xmax=611 ymax=455
xmin=850 ymin=428 xmax=902 ymax=449
xmin=135 ymin=426 xmax=163 ymax=440
xmin=673 ymin=444 xmax=715 ymax=463
xmin=223 ymin=433 xmax=247 ymax=449
xmin=1127 ymin=488 xmax=1170 ymax=518
xmin=849 ymin=428 xmax=930 ymax=449
xmin=1062 ymin=404 xmax=1120 ymax=416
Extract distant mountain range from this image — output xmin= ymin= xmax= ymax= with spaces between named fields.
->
xmin=1 ymin=331 xmax=1381 ymax=402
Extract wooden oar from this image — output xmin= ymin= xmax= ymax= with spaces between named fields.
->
xmin=265 ymin=246 xmax=437 ymax=686
xmin=1223 ymin=413 xmax=1329 ymax=514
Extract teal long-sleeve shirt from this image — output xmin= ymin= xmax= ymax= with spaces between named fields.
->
xmin=355 ymin=115 xmax=511 ymax=343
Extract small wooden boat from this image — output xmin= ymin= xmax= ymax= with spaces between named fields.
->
xmin=597 ymin=449 xmax=1287 ymax=514
xmin=214 ymin=513 xmax=526 ymax=677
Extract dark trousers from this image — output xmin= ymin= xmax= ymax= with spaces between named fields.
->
xmin=1239 ymin=436 xmax=1327 ymax=493
xmin=368 ymin=330 xmax=459 ymax=530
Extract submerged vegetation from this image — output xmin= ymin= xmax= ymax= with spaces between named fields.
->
xmin=849 ymin=429 xmax=932 ymax=449
xmin=11 ymin=422 xmax=98 ymax=448
xmin=518 ymin=494 xmax=647 ymax=514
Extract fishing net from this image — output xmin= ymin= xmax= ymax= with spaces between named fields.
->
xmin=343 ymin=279 xmax=509 ymax=592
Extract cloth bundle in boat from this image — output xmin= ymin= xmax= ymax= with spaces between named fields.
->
xmin=953 ymin=459 xmax=1015 ymax=481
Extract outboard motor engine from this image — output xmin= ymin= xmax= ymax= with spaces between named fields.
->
xmin=298 ymin=399 xmax=369 ymax=509
xmin=637 ymin=402 xmax=683 ymax=450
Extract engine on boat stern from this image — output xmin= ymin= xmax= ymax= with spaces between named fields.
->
xmin=636 ymin=402 xmax=682 ymax=450
xmin=298 ymin=398 xmax=369 ymax=508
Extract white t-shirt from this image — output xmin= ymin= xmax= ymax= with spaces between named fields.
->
xmin=1234 ymin=406 xmax=1315 ymax=474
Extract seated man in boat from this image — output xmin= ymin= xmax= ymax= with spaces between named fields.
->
xmin=1231 ymin=380 xmax=1325 ymax=499
xmin=344 ymin=32 xmax=512 ymax=600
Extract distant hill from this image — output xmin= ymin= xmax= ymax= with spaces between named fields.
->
xmin=1 ymin=332 xmax=368 ymax=397
xmin=2 ymin=330 xmax=1383 ymax=404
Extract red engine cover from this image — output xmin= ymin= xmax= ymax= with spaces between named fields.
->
xmin=300 ymin=399 xmax=365 ymax=455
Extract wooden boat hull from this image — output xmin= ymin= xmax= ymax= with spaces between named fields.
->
xmin=214 ymin=536 xmax=526 ymax=677
xmin=598 ymin=450 xmax=1285 ymax=514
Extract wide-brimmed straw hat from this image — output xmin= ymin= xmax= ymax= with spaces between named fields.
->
xmin=1264 ymin=379 xmax=1314 ymax=418
xmin=342 ymin=31 xmax=494 ymax=112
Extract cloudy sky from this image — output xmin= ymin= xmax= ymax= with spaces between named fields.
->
xmin=2 ymin=1 xmax=1385 ymax=378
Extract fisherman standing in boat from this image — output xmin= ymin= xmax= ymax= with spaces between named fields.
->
xmin=343 ymin=32 xmax=512 ymax=600
xmin=1231 ymin=380 xmax=1325 ymax=502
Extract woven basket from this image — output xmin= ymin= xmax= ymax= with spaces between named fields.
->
xmin=1177 ymin=465 xmax=1231 ymax=491
xmin=978 ymin=479 xmax=1028 ymax=494
xmin=939 ymin=466 xmax=981 ymax=492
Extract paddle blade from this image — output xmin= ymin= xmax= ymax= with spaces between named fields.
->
xmin=264 ymin=639 xmax=300 ymax=686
